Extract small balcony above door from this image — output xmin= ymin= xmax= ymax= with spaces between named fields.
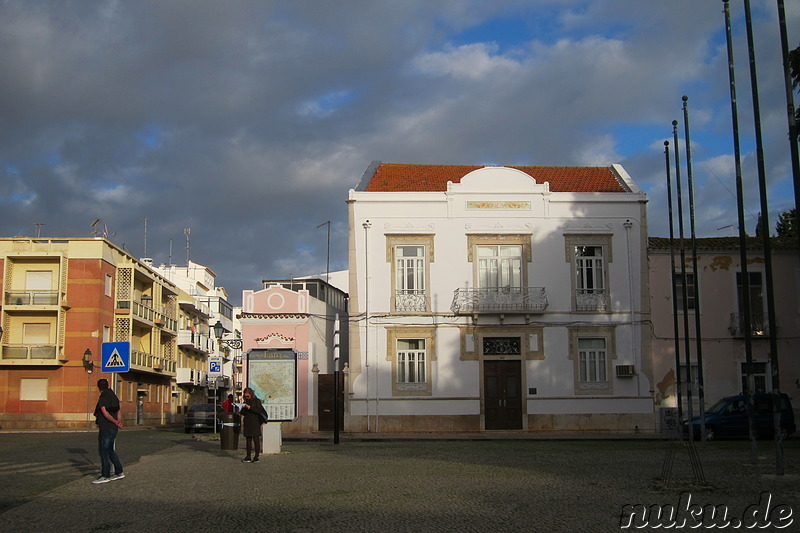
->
xmin=451 ymin=287 xmax=548 ymax=315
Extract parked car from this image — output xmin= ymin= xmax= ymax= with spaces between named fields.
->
xmin=184 ymin=403 xmax=225 ymax=433
xmin=682 ymin=393 xmax=795 ymax=440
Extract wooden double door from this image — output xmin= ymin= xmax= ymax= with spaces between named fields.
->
xmin=484 ymin=360 xmax=522 ymax=430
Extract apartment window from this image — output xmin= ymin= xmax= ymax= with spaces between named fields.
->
xmin=575 ymin=246 xmax=605 ymax=311
xmin=741 ymin=362 xmax=768 ymax=394
xmin=478 ymin=245 xmax=522 ymax=289
xmin=20 ymin=378 xmax=48 ymax=401
xmin=23 ymin=323 xmax=51 ymax=344
xmin=565 ymin=235 xmax=611 ymax=312
xmin=395 ymin=245 xmax=426 ymax=312
xmin=387 ymin=235 xmax=433 ymax=313
xmin=397 ymin=339 xmax=426 ymax=384
xmin=674 ymin=270 xmax=696 ymax=311
xmin=103 ymin=326 xmax=111 ymax=343
xmin=578 ymin=338 xmax=607 ymax=382
xmin=25 ymin=270 xmax=52 ymax=291
xmin=105 ymin=274 xmax=113 ymax=297
xmin=737 ymin=271 xmax=764 ymax=321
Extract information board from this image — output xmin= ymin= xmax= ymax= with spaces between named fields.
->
xmin=246 ymin=349 xmax=297 ymax=422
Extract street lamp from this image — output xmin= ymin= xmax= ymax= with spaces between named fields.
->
xmin=83 ymin=349 xmax=94 ymax=427
xmin=213 ymin=320 xmax=243 ymax=349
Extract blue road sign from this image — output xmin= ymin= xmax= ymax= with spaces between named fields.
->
xmin=102 ymin=342 xmax=130 ymax=373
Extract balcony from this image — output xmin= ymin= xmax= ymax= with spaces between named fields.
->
xmin=5 ymin=291 xmax=64 ymax=307
xmin=176 ymin=367 xmax=200 ymax=385
xmin=130 ymin=349 xmax=176 ymax=375
xmin=177 ymin=330 xmax=213 ymax=353
xmin=729 ymin=313 xmax=772 ymax=337
xmin=576 ymin=289 xmax=608 ymax=312
xmin=0 ymin=344 xmax=60 ymax=365
xmin=451 ymin=287 xmax=548 ymax=315
xmin=120 ymin=301 xmax=178 ymax=333
xmin=395 ymin=290 xmax=427 ymax=312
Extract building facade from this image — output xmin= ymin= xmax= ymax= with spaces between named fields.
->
xmin=649 ymin=237 xmax=800 ymax=431
xmin=0 ymin=238 xmax=178 ymax=428
xmin=346 ymin=163 xmax=652 ymax=433
xmin=151 ymin=260 xmax=240 ymax=413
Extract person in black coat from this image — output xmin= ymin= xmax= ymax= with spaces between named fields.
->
xmin=240 ymin=387 xmax=267 ymax=462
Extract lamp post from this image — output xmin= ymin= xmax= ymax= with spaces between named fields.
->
xmin=83 ymin=349 xmax=94 ymax=427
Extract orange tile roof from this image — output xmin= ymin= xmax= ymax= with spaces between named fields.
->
xmin=362 ymin=163 xmax=627 ymax=193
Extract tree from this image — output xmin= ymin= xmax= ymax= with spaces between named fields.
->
xmin=775 ymin=208 xmax=798 ymax=237
xmin=754 ymin=212 xmax=765 ymax=238
xmin=791 ymin=43 xmax=800 ymax=124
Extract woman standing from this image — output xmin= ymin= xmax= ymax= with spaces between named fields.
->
xmin=240 ymin=387 xmax=267 ymax=462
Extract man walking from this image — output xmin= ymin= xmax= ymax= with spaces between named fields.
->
xmin=92 ymin=378 xmax=124 ymax=484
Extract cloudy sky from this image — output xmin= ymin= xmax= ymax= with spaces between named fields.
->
xmin=2 ymin=0 xmax=798 ymax=304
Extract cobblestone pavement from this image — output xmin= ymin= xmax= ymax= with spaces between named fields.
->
xmin=0 ymin=433 xmax=798 ymax=532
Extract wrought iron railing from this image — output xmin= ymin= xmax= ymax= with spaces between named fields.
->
xmin=576 ymin=289 xmax=607 ymax=312
xmin=395 ymin=290 xmax=427 ymax=312
xmin=728 ymin=313 xmax=772 ymax=337
xmin=451 ymin=287 xmax=548 ymax=314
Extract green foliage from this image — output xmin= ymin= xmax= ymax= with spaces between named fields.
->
xmin=775 ymin=208 xmax=798 ymax=237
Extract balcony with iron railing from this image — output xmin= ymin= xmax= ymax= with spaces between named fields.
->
xmin=130 ymin=349 xmax=177 ymax=375
xmin=728 ymin=313 xmax=772 ymax=337
xmin=395 ymin=290 xmax=427 ymax=312
xmin=0 ymin=344 xmax=60 ymax=364
xmin=5 ymin=290 xmax=65 ymax=307
xmin=451 ymin=287 xmax=548 ymax=315
xmin=575 ymin=289 xmax=608 ymax=312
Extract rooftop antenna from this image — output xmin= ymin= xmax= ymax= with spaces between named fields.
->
xmin=90 ymin=218 xmax=101 ymax=237
xmin=34 ymin=223 xmax=45 ymax=238
xmin=184 ymin=228 xmax=191 ymax=266
xmin=168 ymin=238 xmax=173 ymax=266
xmin=143 ymin=217 xmax=148 ymax=258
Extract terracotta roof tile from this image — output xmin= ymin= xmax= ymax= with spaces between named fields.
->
xmin=363 ymin=164 xmax=626 ymax=193
xmin=648 ymin=236 xmax=798 ymax=251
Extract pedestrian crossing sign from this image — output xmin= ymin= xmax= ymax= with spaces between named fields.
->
xmin=101 ymin=342 xmax=130 ymax=373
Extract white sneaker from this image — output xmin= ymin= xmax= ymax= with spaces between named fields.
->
xmin=92 ymin=476 xmax=111 ymax=484
xmin=110 ymin=472 xmax=125 ymax=481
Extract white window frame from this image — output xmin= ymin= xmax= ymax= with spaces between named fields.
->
xmin=105 ymin=274 xmax=113 ymax=297
xmin=565 ymin=235 xmax=612 ymax=312
xmin=477 ymin=245 xmax=522 ymax=289
xmin=674 ymin=269 xmax=697 ymax=312
xmin=397 ymin=339 xmax=426 ymax=384
xmin=578 ymin=337 xmax=607 ymax=383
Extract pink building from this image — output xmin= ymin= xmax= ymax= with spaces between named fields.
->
xmin=239 ymin=277 xmax=347 ymax=434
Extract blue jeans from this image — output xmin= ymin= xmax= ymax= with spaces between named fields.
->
xmin=98 ymin=428 xmax=123 ymax=478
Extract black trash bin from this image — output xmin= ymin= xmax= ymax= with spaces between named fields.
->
xmin=220 ymin=412 xmax=240 ymax=450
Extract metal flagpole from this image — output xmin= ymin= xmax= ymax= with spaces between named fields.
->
xmin=743 ymin=0 xmax=783 ymax=475
xmin=673 ymin=120 xmax=695 ymax=443
xmin=723 ymin=0 xmax=758 ymax=464
xmin=682 ymin=96 xmax=707 ymax=443
xmin=664 ymin=141 xmax=684 ymax=425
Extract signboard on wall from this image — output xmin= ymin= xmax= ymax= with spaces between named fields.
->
xmin=246 ymin=349 xmax=297 ymax=422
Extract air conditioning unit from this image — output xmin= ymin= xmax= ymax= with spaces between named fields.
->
xmin=615 ymin=365 xmax=636 ymax=378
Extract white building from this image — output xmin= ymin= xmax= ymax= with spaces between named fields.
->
xmin=346 ymin=162 xmax=652 ymax=432
xmin=149 ymin=260 xmax=240 ymax=405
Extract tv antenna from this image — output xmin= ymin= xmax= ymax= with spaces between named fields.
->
xmin=34 ymin=223 xmax=45 ymax=238
xmin=184 ymin=228 xmax=191 ymax=266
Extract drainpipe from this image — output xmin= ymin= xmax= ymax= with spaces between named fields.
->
xmin=362 ymin=220 xmax=372 ymax=431
xmin=623 ymin=219 xmax=640 ymax=397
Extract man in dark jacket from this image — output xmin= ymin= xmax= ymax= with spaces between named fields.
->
xmin=92 ymin=378 xmax=124 ymax=484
